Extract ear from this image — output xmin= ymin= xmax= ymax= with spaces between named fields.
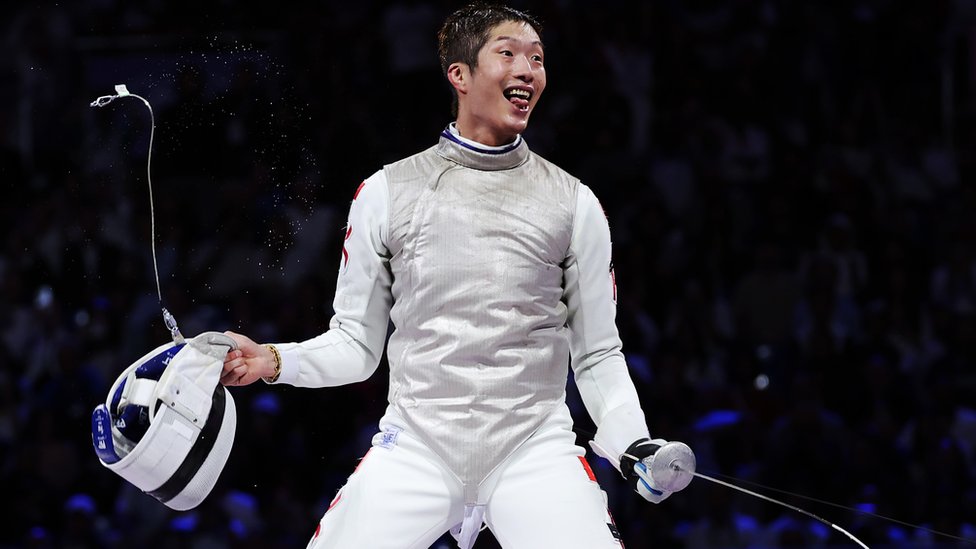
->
xmin=447 ymin=62 xmax=470 ymax=96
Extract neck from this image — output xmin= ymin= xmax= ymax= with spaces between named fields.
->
xmin=454 ymin=118 xmax=519 ymax=147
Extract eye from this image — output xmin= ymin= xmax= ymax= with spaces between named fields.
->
xmin=500 ymin=50 xmax=514 ymax=57
xmin=532 ymin=54 xmax=544 ymax=63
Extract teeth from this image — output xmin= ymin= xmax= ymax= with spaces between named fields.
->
xmin=506 ymin=89 xmax=531 ymax=100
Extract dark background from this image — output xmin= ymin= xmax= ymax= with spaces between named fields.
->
xmin=2 ymin=1 xmax=976 ymax=547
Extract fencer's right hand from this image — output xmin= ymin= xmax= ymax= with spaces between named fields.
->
xmin=620 ymin=438 xmax=673 ymax=504
xmin=220 ymin=330 xmax=276 ymax=386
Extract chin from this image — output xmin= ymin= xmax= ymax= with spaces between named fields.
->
xmin=504 ymin=115 xmax=531 ymax=135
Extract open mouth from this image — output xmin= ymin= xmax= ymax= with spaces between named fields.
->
xmin=504 ymin=87 xmax=532 ymax=110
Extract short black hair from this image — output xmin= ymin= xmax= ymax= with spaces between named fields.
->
xmin=437 ymin=3 xmax=543 ymax=116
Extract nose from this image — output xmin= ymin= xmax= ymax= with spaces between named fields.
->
xmin=512 ymin=55 xmax=534 ymax=81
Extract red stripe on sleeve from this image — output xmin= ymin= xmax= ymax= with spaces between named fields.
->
xmin=578 ymin=455 xmax=597 ymax=482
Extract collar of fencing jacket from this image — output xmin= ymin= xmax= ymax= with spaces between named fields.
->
xmin=436 ymin=125 xmax=530 ymax=171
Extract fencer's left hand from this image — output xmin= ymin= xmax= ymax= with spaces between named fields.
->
xmin=620 ymin=438 xmax=672 ymax=503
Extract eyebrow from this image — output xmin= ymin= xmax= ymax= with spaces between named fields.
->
xmin=493 ymin=35 xmax=545 ymax=50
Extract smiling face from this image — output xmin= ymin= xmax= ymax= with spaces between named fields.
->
xmin=448 ymin=20 xmax=546 ymax=146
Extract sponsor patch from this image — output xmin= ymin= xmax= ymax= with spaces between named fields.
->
xmin=378 ymin=426 xmax=401 ymax=449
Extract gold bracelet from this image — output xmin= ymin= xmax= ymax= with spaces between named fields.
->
xmin=262 ymin=344 xmax=282 ymax=384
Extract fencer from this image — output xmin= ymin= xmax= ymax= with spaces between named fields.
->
xmin=220 ymin=4 xmax=691 ymax=547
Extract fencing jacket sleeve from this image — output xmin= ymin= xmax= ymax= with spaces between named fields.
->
xmin=564 ymin=184 xmax=651 ymax=461
xmin=270 ymin=170 xmax=393 ymax=387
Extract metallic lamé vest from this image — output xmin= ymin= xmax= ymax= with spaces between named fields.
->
xmin=384 ymin=133 xmax=579 ymax=501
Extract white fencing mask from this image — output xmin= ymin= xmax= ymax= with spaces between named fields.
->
xmin=91 ymin=331 xmax=237 ymax=511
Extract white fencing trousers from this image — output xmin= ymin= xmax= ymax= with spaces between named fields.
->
xmin=306 ymin=407 xmax=625 ymax=549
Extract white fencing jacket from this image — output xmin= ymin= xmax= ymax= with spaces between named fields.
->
xmin=272 ymin=126 xmax=649 ymax=502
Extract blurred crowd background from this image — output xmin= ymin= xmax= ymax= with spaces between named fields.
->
xmin=3 ymin=0 xmax=976 ymax=547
